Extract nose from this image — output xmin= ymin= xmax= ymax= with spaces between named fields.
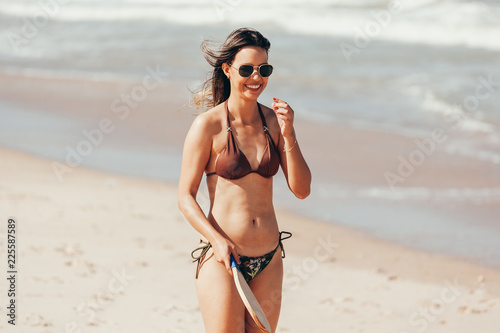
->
xmin=251 ymin=68 xmax=262 ymax=79
xmin=251 ymin=72 xmax=261 ymax=79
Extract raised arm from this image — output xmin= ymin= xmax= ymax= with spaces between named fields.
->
xmin=177 ymin=114 xmax=240 ymax=273
xmin=272 ymin=98 xmax=312 ymax=199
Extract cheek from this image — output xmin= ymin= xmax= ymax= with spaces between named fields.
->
xmin=232 ymin=77 xmax=246 ymax=88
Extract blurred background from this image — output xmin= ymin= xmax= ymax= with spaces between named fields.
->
xmin=1 ymin=0 xmax=499 ymax=266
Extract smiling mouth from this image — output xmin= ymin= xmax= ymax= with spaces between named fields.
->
xmin=245 ymin=84 xmax=261 ymax=90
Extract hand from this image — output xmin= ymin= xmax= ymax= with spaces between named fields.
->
xmin=212 ymin=236 xmax=240 ymax=276
xmin=272 ymin=97 xmax=295 ymax=139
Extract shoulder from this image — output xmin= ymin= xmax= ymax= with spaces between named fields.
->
xmin=259 ymin=103 xmax=279 ymax=130
xmin=187 ymin=103 xmax=226 ymax=138
xmin=258 ymin=103 xmax=281 ymax=145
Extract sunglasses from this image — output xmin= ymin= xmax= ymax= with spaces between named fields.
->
xmin=231 ymin=64 xmax=273 ymax=78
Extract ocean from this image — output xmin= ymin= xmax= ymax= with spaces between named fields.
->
xmin=1 ymin=0 xmax=499 ymax=266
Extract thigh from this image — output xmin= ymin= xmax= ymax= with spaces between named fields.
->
xmin=246 ymin=251 xmax=284 ymax=333
xmin=195 ymin=249 xmax=247 ymax=333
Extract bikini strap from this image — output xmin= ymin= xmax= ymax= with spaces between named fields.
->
xmin=191 ymin=240 xmax=212 ymax=279
xmin=226 ymin=101 xmax=267 ymax=133
xmin=277 ymin=231 xmax=292 ymax=258
xmin=257 ymin=103 xmax=280 ymax=151
xmin=225 ymin=100 xmax=232 ymax=132
xmin=225 ymin=100 xmax=239 ymax=154
xmin=257 ymin=103 xmax=269 ymax=133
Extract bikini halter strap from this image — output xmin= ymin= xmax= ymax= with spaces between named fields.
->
xmin=225 ymin=101 xmax=269 ymax=133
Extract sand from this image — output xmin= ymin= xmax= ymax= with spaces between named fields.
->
xmin=1 ymin=146 xmax=499 ymax=333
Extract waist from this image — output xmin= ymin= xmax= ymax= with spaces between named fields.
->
xmin=206 ymin=173 xmax=277 ymax=254
xmin=208 ymin=211 xmax=279 ymax=256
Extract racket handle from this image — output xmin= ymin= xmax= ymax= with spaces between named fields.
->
xmin=230 ymin=254 xmax=239 ymax=271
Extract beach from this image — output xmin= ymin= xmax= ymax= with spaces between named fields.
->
xmin=1 ymin=147 xmax=500 ymax=332
xmin=2 ymin=69 xmax=499 ymax=268
xmin=2 ymin=0 xmax=500 ymax=266
xmin=1 ymin=0 xmax=500 ymax=331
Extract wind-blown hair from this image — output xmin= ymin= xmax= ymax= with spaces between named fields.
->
xmin=192 ymin=27 xmax=271 ymax=109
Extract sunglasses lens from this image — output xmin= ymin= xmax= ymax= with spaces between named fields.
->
xmin=260 ymin=65 xmax=273 ymax=77
xmin=236 ymin=64 xmax=273 ymax=77
xmin=238 ymin=65 xmax=254 ymax=77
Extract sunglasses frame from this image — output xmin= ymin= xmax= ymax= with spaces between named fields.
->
xmin=230 ymin=64 xmax=273 ymax=78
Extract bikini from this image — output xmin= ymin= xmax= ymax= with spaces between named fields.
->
xmin=191 ymin=101 xmax=292 ymax=282
xmin=192 ymin=231 xmax=292 ymax=282
xmin=206 ymin=101 xmax=280 ymax=179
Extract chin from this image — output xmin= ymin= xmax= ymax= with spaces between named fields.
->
xmin=241 ymin=92 xmax=262 ymax=101
xmin=243 ymin=87 xmax=265 ymax=98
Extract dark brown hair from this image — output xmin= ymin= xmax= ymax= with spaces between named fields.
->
xmin=192 ymin=27 xmax=271 ymax=109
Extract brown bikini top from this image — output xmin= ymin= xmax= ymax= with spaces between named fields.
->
xmin=206 ymin=101 xmax=280 ymax=180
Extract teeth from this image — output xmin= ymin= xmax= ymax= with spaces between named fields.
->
xmin=246 ymin=85 xmax=260 ymax=89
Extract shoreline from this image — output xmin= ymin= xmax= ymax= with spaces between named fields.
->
xmin=1 ymin=146 xmax=499 ymax=332
xmin=277 ymin=207 xmax=500 ymax=293
xmin=1 ymin=79 xmax=499 ymax=267
xmin=2 ymin=4 xmax=499 ymax=330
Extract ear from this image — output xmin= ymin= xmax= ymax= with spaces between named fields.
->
xmin=222 ymin=63 xmax=231 ymax=79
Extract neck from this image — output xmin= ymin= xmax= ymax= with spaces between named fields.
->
xmin=226 ymin=96 xmax=259 ymax=125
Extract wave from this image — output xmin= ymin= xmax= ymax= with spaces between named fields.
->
xmin=0 ymin=66 xmax=143 ymax=82
xmin=444 ymin=140 xmax=500 ymax=165
xmin=316 ymin=184 xmax=500 ymax=203
xmin=1 ymin=0 xmax=500 ymax=51
xmin=421 ymin=90 xmax=497 ymax=134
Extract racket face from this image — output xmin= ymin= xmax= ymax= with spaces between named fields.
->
xmin=230 ymin=255 xmax=272 ymax=333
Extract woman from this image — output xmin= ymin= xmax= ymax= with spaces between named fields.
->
xmin=178 ymin=27 xmax=311 ymax=332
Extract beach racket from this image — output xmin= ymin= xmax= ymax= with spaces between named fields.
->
xmin=230 ymin=255 xmax=272 ymax=333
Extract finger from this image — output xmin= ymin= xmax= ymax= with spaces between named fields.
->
xmin=230 ymin=250 xmax=240 ymax=264
xmin=272 ymin=97 xmax=288 ymax=107
xmin=223 ymin=257 xmax=232 ymax=275
xmin=274 ymin=109 xmax=292 ymax=122
xmin=273 ymin=98 xmax=294 ymax=114
xmin=275 ymin=109 xmax=291 ymax=117
xmin=273 ymin=105 xmax=289 ymax=112
xmin=277 ymin=112 xmax=293 ymax=121
xmin=273 ymin=104 xmax=294 ymax=121
xmin=272 ymin=100 xmax=288 ymax=106
xmin=272 ymin=102 xmax=289 ymax=111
